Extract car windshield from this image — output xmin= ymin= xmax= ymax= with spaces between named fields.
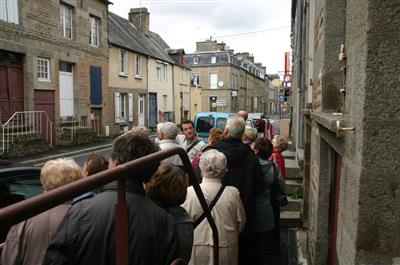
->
xmin=196 ymin=117 xmax=215 ymax=133
xmin=216 ymin=118 xmax=227 ymax=130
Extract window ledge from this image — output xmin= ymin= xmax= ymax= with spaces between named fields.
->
xmin=310 ymin=111 xmax=344 ymax=133
xmin=118 ymin=73 xmax=128 ymax=77
xmin=134 ymin=75 xmax=142 ymax=80
xmin=37 ymin=79 xmax=51 ymax=82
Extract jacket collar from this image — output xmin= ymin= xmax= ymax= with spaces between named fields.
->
xmin=102 ymin=180 xmax=145 ymax=195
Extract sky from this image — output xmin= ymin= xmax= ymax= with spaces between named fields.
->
xmin=109 ymin=0 xmax=292 ymax=75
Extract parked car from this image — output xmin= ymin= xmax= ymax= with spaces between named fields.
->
xmin=194 ymin=112 xmax=232 ymax=142
xmin=0 ymin=161 xmax=42 ymax=251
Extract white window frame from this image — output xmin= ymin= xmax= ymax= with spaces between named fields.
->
xmin=209 ymin=73 xmax=218 ymax=89
xmin=211 ymin=56 xmax=217 ymax=64
xmin=37 ymin=58 xmax=50 ymax=82
xmin=60 ymin=3 xmax=73 ymax=39
xmin=135 ymin=55 xmax=142 ymax=78
xmin=119 ymin=50 xmax=128 ymax=76
xmin=162 ymin=64 xmax=167 ymax=81
xmin=89 ymin=15 xmax=99 ymax=47
xmin=156 ymin=63 xmax=162 ymax=80
xmin=193 ymin=56 xmax=199 ymax=65
xmin=0 ymin=0 xmax=19 ymax=24
xmin=192 ymin=73 xmax=199 ymax=86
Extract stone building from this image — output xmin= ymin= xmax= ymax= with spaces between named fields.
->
xmin=291 ymin=0 xmax=400 ymax=264
xmin=184 ymin=39 xmax=267 ymax=114
xmin=0 ymin=0 xmax=110 ymax=154
xmin=167 ymin=49 xmax=192 ymax=125
xmin=107 ymin=8 xmax=177 ymax=134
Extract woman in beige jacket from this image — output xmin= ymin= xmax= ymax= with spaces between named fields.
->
xmin=182 ymin=149 xmax=246 ymax=265
xmin=1 ymin=158 xmax=82 ymax=265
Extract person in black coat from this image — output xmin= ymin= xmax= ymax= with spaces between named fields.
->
xmin=43 ymin=132 xmax=179 ymax=265
xmin=212 ymin=116 xmax=265 ymax=265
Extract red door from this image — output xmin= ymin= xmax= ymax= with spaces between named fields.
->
xmin=0 ymin=53 xmax=24 ymax=122
xmin=34 ymin=90 xmax=55 ymax=145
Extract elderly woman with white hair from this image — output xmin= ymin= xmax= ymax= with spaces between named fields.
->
xmin=1 ymin=158 xmax=82 ymax=265
xmin=182 ymin=149 xmax=246 ymax=265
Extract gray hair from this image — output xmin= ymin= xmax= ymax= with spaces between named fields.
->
xmin=199 ymin=149 xmax=227 ymax=180
xmin=159 ymin=122 xmax=179 ymax=139
xmin=225 ymin=116 xmax=245 ymax=139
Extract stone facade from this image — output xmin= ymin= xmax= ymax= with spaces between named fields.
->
xmin=291 ymin=0 xmax=400 ymax=264
xmin=0 ymin=0 xmax=110 ymax=145
xmin=184 ymin=39 xmax=267 ymax=114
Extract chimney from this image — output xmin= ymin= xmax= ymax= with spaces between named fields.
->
xmin=129 ymin=7 xmax=150 ymax=36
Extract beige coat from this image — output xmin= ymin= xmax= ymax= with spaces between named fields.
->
xmin=1 ymin=203 xmax=70 ymax=265
xmin=182 ymin=178 xmax=246 ymax=265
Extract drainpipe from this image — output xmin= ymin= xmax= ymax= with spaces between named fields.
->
xmin=147 ymin=56 xmax=150 ymax=130
xmin=295 ymin=0 xmax=304 ymax=159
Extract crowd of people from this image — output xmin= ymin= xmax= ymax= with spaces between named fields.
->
xmin=0 ymin=110 xmax=288 ymax=265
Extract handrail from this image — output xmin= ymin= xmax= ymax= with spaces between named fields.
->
xmin=1 ymin=111 xmax=53 ymax=154
xmin=0 ymin=147 xmax=219 ymax=265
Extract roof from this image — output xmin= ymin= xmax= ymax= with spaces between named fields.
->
xmin=108 ymin=12 xmax=174 ymax=64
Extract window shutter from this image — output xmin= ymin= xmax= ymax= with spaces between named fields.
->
xmin=114 ymin=92 xmax=120 ymax=123
xmin=0 ymin=1 xmax=7 ymax=21
xmin=90 ymin=66 xmax=102 ymax=105
xmin=8 ymin=0 xmax=19 ymax=24
xmin=128 ymin=93 xmax=133 ymax=122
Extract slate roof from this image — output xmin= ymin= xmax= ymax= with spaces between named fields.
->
xmin=108 ymin=12 xmax=174 ymax=64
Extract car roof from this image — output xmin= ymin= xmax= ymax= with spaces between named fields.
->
xmin=0 ymin=166 xmax=41 ymax=180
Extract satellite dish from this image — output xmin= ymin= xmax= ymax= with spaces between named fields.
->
xmin=271 ymin=79 xmax=283 ymax=87
xmin=218 ymin=81 xmax=224 ymax=87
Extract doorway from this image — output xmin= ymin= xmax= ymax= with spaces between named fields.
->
xmin=59 ymin=62 xmax=74 ymax=118
xmin=138 ymin=95 xmax=145 ymax=126
xmin=148 ymin=93 xmax=157 ymax=130
xmin=0 ymin=51 xmax=24 ymax=122
xmin=34 ymin=90 xmax=55 ymax=146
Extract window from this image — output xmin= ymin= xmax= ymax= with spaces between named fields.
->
xmin=191 ymin=73 xmax=199 ymax=86
xmin=211 ymin=56 xmax=216 ymax=64
xmin=89 ymin=16 xmax=99 ymax=47
xmin=60 ymin=3 xmax=73 ymax=39
xmin=163 ymin=64 xmax=167 ymax=80
xmin=156 ymin=63 xmax=162 ymax=80
xmin=115 ymin=92 xmax=133 ymax=123
xmin=37 ymin=58 xmax=50 ymax=81
xmin=209 ymin=73 xmax=218 ymax=89
xmin=119 ymin=50 xmax=128 ymax=76
xmin=193 ymin=56 xmax=199 ymax=64
xmin=0 ymin=0 xmax=19 ymax=24
xmin=135 ymin=55 xmax=142 ymax=77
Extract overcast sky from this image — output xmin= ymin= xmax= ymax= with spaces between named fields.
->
xmin=109 ymin=0 xmax=292 ymax=75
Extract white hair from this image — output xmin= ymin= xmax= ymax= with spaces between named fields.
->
xmin=159 ymin=122 xmax=179 ymax=139
xmin=225 ymin=116 xmax=245 ymax=139
xmin=199 ymin=149 xmax=227 ymax=180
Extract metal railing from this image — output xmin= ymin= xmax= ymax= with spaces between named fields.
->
xmin=1 ymin=111 xmax=53 ymax=154
xmin=61 ymin=109 xmax=92 ymax=143
xmin=0 ymin=147 xmax=219 ymax=265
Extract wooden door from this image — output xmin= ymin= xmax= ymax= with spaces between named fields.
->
xmin=59 ymin=66 xmax=74 ymax=117
xmin=0 ymin=52 xmax=23 ymax=122
xmin=138 ymin=95 xmax=145 ymax=126
xmin=149 ymin=93 xmax=157 ymax=129
xmin=34 ymin=90 xmax=55 ymax=145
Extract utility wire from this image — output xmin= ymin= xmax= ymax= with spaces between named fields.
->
xmin=173 ymin=25 xmax=290 ymax=42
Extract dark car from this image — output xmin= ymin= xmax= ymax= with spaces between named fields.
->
xmin=0 ymin=160 xmax=42 ymax=248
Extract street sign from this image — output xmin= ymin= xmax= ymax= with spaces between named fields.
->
xmin=279 ymin=95 xmax=285 ymax=101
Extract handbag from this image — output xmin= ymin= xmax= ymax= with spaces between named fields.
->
xmin=271 ymin=163 xmax=288 ymax=207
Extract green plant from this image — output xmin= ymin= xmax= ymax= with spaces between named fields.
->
xmin=290 ymin=186 xmax=303 ymax=199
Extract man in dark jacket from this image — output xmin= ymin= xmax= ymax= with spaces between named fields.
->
xmin=213 ymin=115 xmax=264 ymax=265
xmin=43 ymin=133 xmax=179 ymax=265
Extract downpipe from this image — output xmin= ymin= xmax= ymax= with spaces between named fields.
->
xmin=295 ymin=0 xmax=304 ymax=160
